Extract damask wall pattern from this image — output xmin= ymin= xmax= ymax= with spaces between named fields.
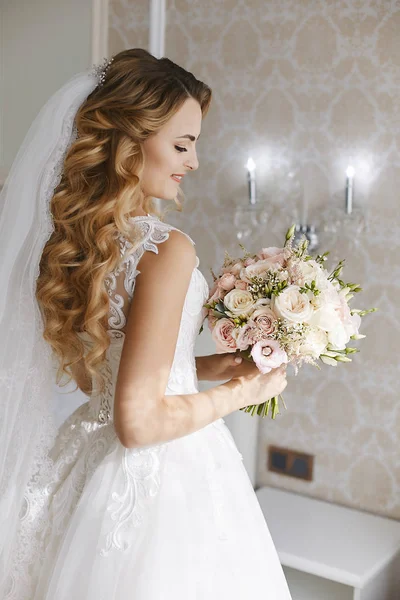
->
xmin=109 ymin=0 xmax=400 ymax=519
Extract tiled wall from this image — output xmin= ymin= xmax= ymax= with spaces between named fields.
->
xmin=109 ymin=0 xmax=400 ymax=519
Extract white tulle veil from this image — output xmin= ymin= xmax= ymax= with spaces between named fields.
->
xmin=0 ymin=69 xmax=99 ymax=592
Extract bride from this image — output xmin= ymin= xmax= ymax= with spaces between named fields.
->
xmin=0 ymin=48 xmax=290 ymax=599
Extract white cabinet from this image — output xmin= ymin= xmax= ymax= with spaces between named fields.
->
xmin=256 ymin=486 xmax=400 ymax=600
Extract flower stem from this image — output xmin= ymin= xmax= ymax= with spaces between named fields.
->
xmin=239 ymin=394 xmax=286 ymax=419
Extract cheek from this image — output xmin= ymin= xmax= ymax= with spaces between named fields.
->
xmin=141 ymin=145 xmax=178 ymax=199
xmin=143 ymin=142 xmax=174 ymax=177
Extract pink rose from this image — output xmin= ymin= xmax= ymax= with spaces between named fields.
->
xmin=219 ymin=273 xmax=236 ymax=291
xmin=234 ymin=321 xmax=257 ymax=351
xmin=235 ymin=279 xmax=248 ymax=290
xmin=211 ymin=318 xmax=237 ymax=353
xmin=251 ymin=339 xmax=288 ymax=374
xmin=252 ymin=306 xmax=278 ymax=337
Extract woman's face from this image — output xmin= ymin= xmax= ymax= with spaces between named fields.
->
xmin=141 ymin=98 xmax=202 ymax=200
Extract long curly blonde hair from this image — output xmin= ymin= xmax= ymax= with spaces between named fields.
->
xmin=36 ymin=48 xmax=212 ymax=397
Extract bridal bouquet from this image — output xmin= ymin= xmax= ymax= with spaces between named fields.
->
xmin=203 ymin=225 xmax=376 ymax=419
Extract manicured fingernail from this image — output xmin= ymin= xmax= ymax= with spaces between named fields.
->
xmin=234 ymin=357 xmax=242 ymax=364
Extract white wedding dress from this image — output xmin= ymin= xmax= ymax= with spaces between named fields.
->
xmin=6 ymin=214 xmax=291 ymax=600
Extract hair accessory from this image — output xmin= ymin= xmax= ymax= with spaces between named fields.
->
xmin=92 ymin=56 xmax=114 ymax=87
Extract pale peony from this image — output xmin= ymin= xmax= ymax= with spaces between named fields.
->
xmin=219 ymin=273 xmax=236 ymax=291
xmin=272 ymin=285 xmax=313 ymax=324
xmin=234 ymin=321 xmax=257 ymax=351
xmin=223 ymin=289 xmax=255 ymax=316
xmin=251 ymin=339 xmax=288 ymax=374
xmin=211 ymin=318 xmax=237 ymax=353
xmin=299 ymin=327 xmax=328 ymax=359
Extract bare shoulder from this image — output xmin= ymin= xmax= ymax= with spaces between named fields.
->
xmin=138 ymin=227 xmax=197 ymax=274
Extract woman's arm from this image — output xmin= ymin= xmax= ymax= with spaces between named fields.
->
xmin=113 ymin=231 xmax=246 ymax=449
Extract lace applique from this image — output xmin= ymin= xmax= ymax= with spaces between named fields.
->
xmin=100 ymin=444 xmax=167 ymax=556
xmin=104 ymin=216 xmax=195 ymax=336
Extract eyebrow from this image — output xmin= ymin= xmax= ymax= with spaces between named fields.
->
xmin=176 ymin=134 xmax=200 ymax=142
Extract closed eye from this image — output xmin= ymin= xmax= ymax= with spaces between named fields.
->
xmin=174 ymin=145 xmax=187 ymax=152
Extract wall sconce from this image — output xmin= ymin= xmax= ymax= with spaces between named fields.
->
xmin=233 ymin=158 xmax=367 ymax=252
xmin=317 ymin=163 xmax=367 ymax=250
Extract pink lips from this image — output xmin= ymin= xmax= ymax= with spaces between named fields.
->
xmin=171 ymin=174 xmax=184 ymax=183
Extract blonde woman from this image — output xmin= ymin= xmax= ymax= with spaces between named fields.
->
xmin=0 ymin=49 xmax=290 ymax=599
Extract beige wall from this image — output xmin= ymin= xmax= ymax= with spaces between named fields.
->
xmin=110 ymin=0 xmax=400 ymax=519
xmin=1 ymin=0 xmax=92 ymax=175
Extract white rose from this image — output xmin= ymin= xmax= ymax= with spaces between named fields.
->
xmin=223 ymin=289 xmax=255 ymax=316
xmin=271 ymin=285 xmax=313 ymax=324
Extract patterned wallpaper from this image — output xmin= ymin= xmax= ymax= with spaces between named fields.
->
xmin=109 ymin=0 xmax=400 ymax=519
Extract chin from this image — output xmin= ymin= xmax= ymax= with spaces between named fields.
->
xmin=151 ymin=188 xmax=179 ymax=202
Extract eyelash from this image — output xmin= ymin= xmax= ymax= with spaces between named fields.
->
xmin=174 ymin=145 xmax=187 ymax=153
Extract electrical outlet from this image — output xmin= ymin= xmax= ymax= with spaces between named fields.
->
xmin=267 ymin=445 xmax=314 ymax=481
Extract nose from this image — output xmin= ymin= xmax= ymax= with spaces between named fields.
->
xmin=184 ymin=148 xmax=199 ymax=171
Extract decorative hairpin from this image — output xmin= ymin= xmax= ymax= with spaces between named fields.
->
xmin=92 ymin=56 xmax=114 ymax=87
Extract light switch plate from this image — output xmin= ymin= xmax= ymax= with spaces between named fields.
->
xmin=268 ymin=445 xmax=314 ymax=481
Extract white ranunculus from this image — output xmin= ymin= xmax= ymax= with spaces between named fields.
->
xmin=223 ymin=289 xmax=255 ymax=316
xmin=272 ymin=285 xmax=313 ymax=324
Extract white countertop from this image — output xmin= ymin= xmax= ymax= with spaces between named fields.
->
xmin=256 ymin=486 xmax=400 ymax=588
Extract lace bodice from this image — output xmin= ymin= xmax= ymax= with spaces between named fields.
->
xmin=81 ymin=214 xmax=209 ymax=424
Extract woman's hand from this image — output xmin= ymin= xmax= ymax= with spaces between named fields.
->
xmin=196 ymin=352 xmax=259 ymax=382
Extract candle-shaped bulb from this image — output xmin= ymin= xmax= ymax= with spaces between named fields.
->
xmin=345 ymin=165 xmax=355 ymax=215
xmin=246 ymin=157 xmax=256 ymax=173
xmin=245 ymin=157 xmax=257 ymax=205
